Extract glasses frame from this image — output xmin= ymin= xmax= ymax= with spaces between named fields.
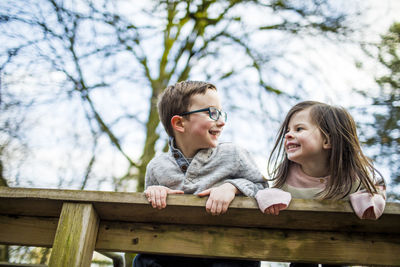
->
xmin=179 ymin=107 xmax=227 ymax=122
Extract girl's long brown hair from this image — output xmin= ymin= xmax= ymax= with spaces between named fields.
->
xmin=268 ymin=101 xmax=383 ymax=200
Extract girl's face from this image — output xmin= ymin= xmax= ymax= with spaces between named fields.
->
xmin=284 ymin=107 xmax=331 ymax=168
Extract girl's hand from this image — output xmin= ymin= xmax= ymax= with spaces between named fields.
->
xmin=264 ymin=203 xmax=287 ymax=215
xmin=255 ymin=188 xmax=291 ymax=215
xmin=144 ymin=185 xmax=184 ymax=209
xmin=197 ymin=183 xmax=239 ymax=216
xmin=362 ymin=206 xmax=376 ymax=220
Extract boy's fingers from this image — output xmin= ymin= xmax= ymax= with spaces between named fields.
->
xmin=197 ymin=189 xmax=211 ymax=197
xmin=211 ymin=201 xmax=220 ymax=215
xmin=145 ymin=187 xmax=183 ymax=209
xmin=156 ymin=190 xmax=164 ymax=209
xmin=216 ymin=200 xmax=228 ymax=215
xmin=205 ymin=198 xmax=213 ymax=213
xmin=212 ymin=202 xmax=220 ymax=215
xmin=221 ymin=202 xmax=229 ymax=214
xmin=151 ymin=191 xmax=157 ymax=208
xmin=153 ymin=190 xmax=159 ymax=207
xmin=168 ymin=189 xmax=184 ymax=194
xmin=160 ymin=189 xmax=167 ymax=208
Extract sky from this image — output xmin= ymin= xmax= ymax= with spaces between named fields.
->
xmin=1 ymin=1 xmax=400 ymax=265
xmin=1 ymin=0 xmax=400 ymax=194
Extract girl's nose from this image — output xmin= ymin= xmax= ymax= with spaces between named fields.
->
xmin=285 ymin=131 xmax=293 ymax=139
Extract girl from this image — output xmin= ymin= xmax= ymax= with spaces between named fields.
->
xmin=256 ymin=101 xmax=386 ymax=220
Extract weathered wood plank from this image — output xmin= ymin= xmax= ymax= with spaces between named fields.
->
xmin=1 ymin=187 xmax=399 ymax=234
xmin=1 ymin=187 xmax=400 ymax=265
xmin=0 ymin=263 xmax=46 ymax=267
xmin=48 ymin=203 xmax=99 ymax=267
xmin=0 ymin=215 xmax=57 ymax=247
xmin=95 ymin=221 xmax=400 ymax=266
xmin=2 ymin=215 xmax=400 ymax=266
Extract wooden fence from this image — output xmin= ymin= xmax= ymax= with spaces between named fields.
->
xmin=0 ymin=187 xmax=399 ymax=266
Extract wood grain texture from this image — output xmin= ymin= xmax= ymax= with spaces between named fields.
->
xmin=48 ymin=203 xmax=99 ymax=267
xmin=1 ymin=187 xmax=399 ymax=233
xmin=1 ymin=187 xmax=400 ymax=265
xmin=0 ymin=215 xmax=57 ymax=247
xmin=95 ymin=221 xmax=400 ymax=266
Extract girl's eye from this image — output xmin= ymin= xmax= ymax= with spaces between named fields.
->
xmin=296 ymin=127 xmax=303 ymax=131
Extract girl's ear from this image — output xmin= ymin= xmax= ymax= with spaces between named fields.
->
xmin=171 ymin=115 xmax=185 ymax=133
xmin=323 ymin=135 xmax=332 ymax=149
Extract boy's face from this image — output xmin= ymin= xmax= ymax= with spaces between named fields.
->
xmin=181 ymin=89 xmax=225 ymax=153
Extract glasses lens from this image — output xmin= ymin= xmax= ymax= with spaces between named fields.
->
xmin=209 ymin=107 xmax=219 ymax=120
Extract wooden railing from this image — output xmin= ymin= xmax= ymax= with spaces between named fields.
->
xmin=0 ymin=187 xmax=399 ymax=266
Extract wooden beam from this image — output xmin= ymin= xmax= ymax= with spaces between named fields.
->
xmin=95 ymin=221 xmax=400 ymax=266
xmin=0 ymin=263 xmax=46 ymax=267
xmin=48 ymin=203 xmax=99 ymax=267
xmin=1 ymin=187 xmax=400 ymax=265
xmin=2 ymin=215 xmax=400 ymax=266
xmin=1 ymin=187 xmax=399 ymax=234
xmin=0 ymin=215 xmax=56 ymax=247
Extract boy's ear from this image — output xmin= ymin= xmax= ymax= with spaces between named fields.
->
xmin=323 ymin=135 xmax=332 ymax=149
xmin=171 ymin=115 xmax=185 ymax=133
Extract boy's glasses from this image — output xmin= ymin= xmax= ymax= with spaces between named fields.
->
xmin=179 ymin=107 xmax=227 ymax=122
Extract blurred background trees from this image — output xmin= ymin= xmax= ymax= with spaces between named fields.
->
xmin=1 ymin=0 xmax=399 ymax=265
xmin=362 ymin=22 xmax=400 ymax=201
xmin=1 ymin=0 xmax=367 ymax=192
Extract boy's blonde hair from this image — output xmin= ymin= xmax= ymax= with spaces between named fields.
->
xmin=158 ymin=81 xmax=217 ymax=137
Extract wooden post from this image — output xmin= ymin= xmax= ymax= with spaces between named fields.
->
xmin=48 ymin=203 xmax=99 ymax=267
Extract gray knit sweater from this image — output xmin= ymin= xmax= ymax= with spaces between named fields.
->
xmin=145 ymin=141 xmax=268 ymax=197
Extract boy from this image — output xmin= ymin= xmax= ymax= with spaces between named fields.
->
xmin=134 ymin=81 xmax=267 ymax=267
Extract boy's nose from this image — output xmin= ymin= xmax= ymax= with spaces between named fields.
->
xmin=216 ymin=118 xmax=225 ymax=126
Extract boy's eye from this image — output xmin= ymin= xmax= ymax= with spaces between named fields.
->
xmin=210 ymin=110 xmax=218 ymax=117
xmin=296 ymin=127 xmax=303 ymax=131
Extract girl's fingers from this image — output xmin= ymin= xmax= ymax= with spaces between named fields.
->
xmin=273 ymin=205 xmax=280 ymax=215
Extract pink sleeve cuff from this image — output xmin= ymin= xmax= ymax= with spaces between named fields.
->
xmin=255 ymin=188 xmax=292 ymax=213
xmin=349 ymin=192 xmax=386 ymax=220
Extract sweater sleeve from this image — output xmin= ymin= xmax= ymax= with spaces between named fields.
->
xmin=144 ymin=160 xmax=159 ymax=189
xmin=349 ymin=176 xmax=386 ymax=220
xmin=255 ymin=188 xmax=292 ymax=213
xmin=225 ymin=146 xmax=268 ymax=197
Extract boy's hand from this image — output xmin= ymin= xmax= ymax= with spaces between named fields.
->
xmin=144 ymin=185 xmax=184 ymax=209
xmin=263 ymin=203 xmax=287 ymax=215
xmin=197 ymin=183 xmax=238 ymax=216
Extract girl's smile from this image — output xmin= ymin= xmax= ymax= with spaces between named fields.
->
xmin=284 ymin=107 xmax=331 ymax=177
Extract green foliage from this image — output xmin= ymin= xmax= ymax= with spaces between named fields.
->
xmin=365 ymin=22 xmax=400 ymax=199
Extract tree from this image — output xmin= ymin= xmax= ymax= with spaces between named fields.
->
xmin=363 ymin=22 xmax=400 ymax=200
xmin=1 ymin=1 xmax=369 ymax=264
xmin=0 ymin=0 xmax=363 ymax=193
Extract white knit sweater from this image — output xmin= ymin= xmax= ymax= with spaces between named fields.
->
xmin=145 ymin=142 xmax=268 ymax=197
